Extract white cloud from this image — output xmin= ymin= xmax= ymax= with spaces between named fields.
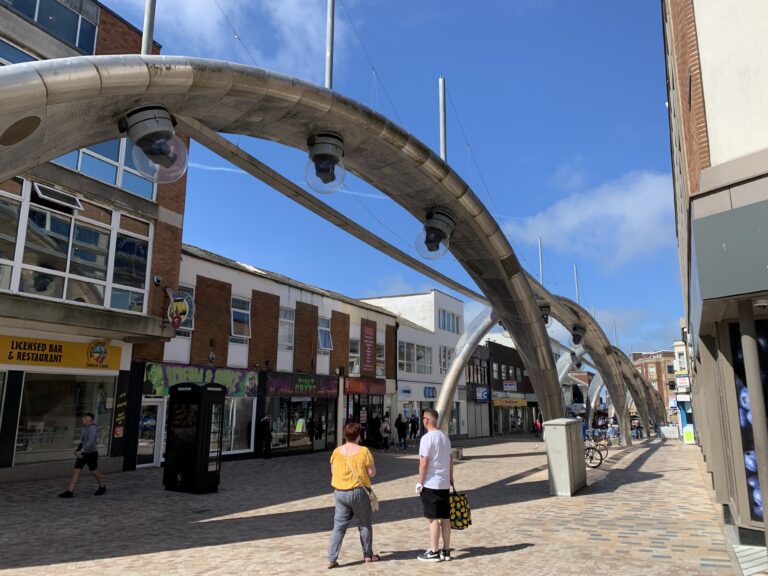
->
xmin=505 ymin=171 xmax=674 ymax=269
xmin=189 ymin=162 xmax=246 ymax=174
xmin=110 ymin=0 xmax=351 ymax=83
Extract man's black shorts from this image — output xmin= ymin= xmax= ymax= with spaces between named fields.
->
xmin=420 ymin=487 xmax=450 ymax=519
xmin=74 ymin=452 xmax=99 ymax=471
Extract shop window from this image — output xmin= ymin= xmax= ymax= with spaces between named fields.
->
xmin=502 ymin=365 xmax=509 ymax=380
xmin=349 ymin=337 xmax=360 ymax=375
xmin=278 ymin=308 xmax=295 ymax=351
xmin=15 ymin=373 xmax=115 ymax=465
xmin=222 ymin=397 xmax=254 ymax=453
xmin=230 ymin=297 xmax=251 ymax=343
xmin=264 ymin=396 xmax=289 ymax=449
xmin=318 ymin=317 xmax=333 ymax=355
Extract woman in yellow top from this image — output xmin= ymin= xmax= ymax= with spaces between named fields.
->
xmin=327 ymin=422 xmax=380 ymax=568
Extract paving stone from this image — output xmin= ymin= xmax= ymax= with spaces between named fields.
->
xmin=0 ymin=437 xmax=740 ymax=575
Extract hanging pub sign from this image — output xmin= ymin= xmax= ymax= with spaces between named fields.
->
xmin=166 ymin=288 xmax=195 ymax=329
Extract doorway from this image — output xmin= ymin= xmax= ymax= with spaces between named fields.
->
xmin=137 ymin=397 xmax=165 ymax=467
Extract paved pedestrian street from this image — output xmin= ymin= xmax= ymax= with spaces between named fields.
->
xmin=0 ymin=437 xmax=739 ymax=575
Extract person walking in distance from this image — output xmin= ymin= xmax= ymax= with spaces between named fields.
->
xmin=259 ymin=416 xmax=272 ymax=459
xmin=59 ymin=413 xmax=106 ymax=498
xmin=409 ymin=413 xmax=419 ymax=444
xmin=395 ymin=414 xmax=408 ymax=452
xmin=534 ymin=413 xmax=543 ymax=439
xmin=326 ymin=423 xmax=380 ymax=568
xmin=380 ymin=414 xmax=391 ymax=452
xmin=415 ymin=409 xmax=454 ymax=562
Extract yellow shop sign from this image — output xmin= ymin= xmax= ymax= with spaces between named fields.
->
xmin=493 ymin=398 xmax=528 ymax=408
xmin=0 ymin=336 xmax=121 ymax=370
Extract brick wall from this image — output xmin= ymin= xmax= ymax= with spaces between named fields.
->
xmin=667 ymin=0 xmax=711 ymax=196
xmin=189 ymin=276 xmax=230 ymax=367
xmin=385 ymin=324 xmax=397 ymax=379
xmin=249 ymin=289 xmax=279 ymax=370
xmin=330 ymin=310 xmax=350 ymax=376
xmin=95 ymin=8 xmax=161 ymax=55
xmin=293 ymin=301 xmax=318 ymax=374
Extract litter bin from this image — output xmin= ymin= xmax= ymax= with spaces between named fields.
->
xmin=544 ymin=417 xmax=587 ymax=497
xmin=163 ymin=382 xmax=226 ymax=494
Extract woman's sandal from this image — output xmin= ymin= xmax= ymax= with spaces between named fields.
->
xmin=364 ymin=554 xmax=381 ymax=563
xmin=327 ymin=561 xmax=339 ymax=569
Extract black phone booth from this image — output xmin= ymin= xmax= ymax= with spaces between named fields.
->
xmin=163 ymin=382 xmax=226 ymax=494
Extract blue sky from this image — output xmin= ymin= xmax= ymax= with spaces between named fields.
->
xmin=109 ymin=0 xmax=680 ymax=353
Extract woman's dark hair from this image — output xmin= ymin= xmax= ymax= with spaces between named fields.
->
xmin=344 ymin=422 xmax=362 ymax=442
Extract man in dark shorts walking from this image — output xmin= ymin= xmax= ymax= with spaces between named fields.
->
xmin=415 ymin=409 xmax=453 ymax=561
xmin=59 ymin=413 xmax=106 ymax=498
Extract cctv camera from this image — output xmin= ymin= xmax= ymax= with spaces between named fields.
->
xmin=306 ymin=133 xmax=345 ymax=193
xmin=153 ymin=275 xmax=162 ymax=287
xmin=119 ymin=106 xmax=188 ymax=183
xmin=423 ymin=209 xmax=455 ymax=252
xmin=571 ymin=324 xmax=587 ymax=346
xmin=539 ymin=303 xmax=551 ymax=324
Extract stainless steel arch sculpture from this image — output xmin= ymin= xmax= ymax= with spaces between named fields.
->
xmin=528 ymin=280 xmax=636 ymax=446
xmin=0 ymin=55 xmax=565 ymax=416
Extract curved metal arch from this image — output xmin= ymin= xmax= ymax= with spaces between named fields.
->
xmin=530 ymin=282 xmax=635 ymax=446
xmin=0 ymin=55 xmax=565 ymax=416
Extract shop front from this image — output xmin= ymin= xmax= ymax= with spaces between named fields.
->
xmin=492 ymin=395 xmax=529 ymax=434
xmin=397 ymin=381 xmax=462 ymax=437
xmin=0 ymin=333 xmax=127 ymax=480
xmin=466 ymin=384 xmax=491 ymax=438
xmin=262 ymin=372 xmax=338 ymax=453
xmin=139 ymin=362 xmax=261 ymax=466
xmin=344 ymin=377 xmax=386 ymax=445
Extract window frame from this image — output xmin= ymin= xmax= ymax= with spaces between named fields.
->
xmin=230 ymin=296 xmax=251 ymax=343
xmin=278 ymin=307 xmax=295 ymax=351
xmin=4 ymin=177 xmax=152 ymax=314
xmin=349 ymin=336 xmax=360 ymax=375
xmin=318 ymin=316 xmax=333 ymax=355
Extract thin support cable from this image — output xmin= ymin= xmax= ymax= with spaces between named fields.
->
xmin=212 ymin=0 xmax=260 ymax=67
xmin=338 ymin=0 xmax=405 ymax=127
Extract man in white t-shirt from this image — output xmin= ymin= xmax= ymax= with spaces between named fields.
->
xmin=415 ymin=408 xmax=454 ymax=562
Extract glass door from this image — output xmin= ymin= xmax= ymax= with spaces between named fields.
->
xmin=137 ymin=398 xmax=165 ymax=467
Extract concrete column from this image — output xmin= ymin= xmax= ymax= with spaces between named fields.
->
xmin=737 ymin=300 xmax=768 ymax=546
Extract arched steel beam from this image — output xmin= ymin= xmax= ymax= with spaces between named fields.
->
xmin=530 ymin=283 xmax=634 ymax=446
xmin=0 ymin=55 xmax=563 ymax=416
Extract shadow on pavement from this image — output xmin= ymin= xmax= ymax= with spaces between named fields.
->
xmin=0 ymin=438 xmax=664 ymax=569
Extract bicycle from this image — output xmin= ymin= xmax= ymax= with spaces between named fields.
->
xmin=585 ymin=444 xmax=603 ymax=468
xmin=585 ymin=438 xmax=608 ymax=460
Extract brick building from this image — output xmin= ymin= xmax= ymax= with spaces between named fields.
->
xmin=485 ymin=338 xmax=537 ymax=435
xmin=663 ymin=0 xmax=768 ymax=545
xmin=130 ymin=245 xmax=398 ymax=467
xmin=0 ymin=1 xmax=186 ymax=482
xmin=631 ymin=351 xmax=675 ymax=418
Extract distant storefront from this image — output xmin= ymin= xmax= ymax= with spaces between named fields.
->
xmin=263 ymin=372 xmax=338 ymax=453
xmin=0 ymin=333 xmax=127 ymax=476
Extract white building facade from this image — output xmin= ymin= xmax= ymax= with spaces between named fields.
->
xmin=362 ymin=290 xmax=467 ymax=438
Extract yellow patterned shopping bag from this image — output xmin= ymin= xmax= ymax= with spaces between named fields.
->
xmin=449 ymin=485 xmax=472 ymax=530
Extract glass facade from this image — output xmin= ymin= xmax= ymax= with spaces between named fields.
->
xmin=16 ymin=373 xmax=116 ymax=465
xmin=9 ymin=0 xmax=99 ymax=54
xmin=0 ymin=178 xmax=152 ymax=313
